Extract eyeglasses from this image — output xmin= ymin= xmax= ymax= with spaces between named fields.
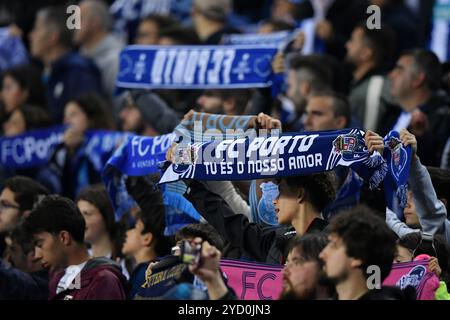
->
xmin=0 ymin=200 xmax=20 ymax=211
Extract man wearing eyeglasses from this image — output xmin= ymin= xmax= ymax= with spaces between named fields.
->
xmin=0 ymin=176 xmax=49 ymax=244
xmin=0 ymin=176 xmax=49 ymax=235
xmin=0 ymin=176 xmax=49 ymax=299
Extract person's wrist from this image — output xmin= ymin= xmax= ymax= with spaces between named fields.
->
xmin=204 ymin=271 xmax=228 ymax=300
xmin=204 ymin=269 xmax=223 ymax=286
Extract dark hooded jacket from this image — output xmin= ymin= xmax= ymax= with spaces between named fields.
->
xmin=0 ymin=259 xmax=48 ymax=300
xmin=185 ymin=180 xmax=328 ymax=264
xmin=46 ymin=52 xmax=103 ymax=123
xmin=48 ymin=257 xmax=128 ymax=300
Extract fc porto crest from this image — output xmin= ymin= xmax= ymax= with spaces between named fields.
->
xmin=396 ymin=265 xmax=426 ymax=290
xmin=386 ymin=136 xmax=408 ymax=180
xmin=333 ymin=132 xmax=367 ymax=161
xmin=172 ymin=143 xmax=199 ymax=174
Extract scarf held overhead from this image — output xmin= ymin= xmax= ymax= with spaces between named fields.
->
xmin=160 ymin=129 xmax=387 ymax=188
xmin=102 ymin=133 xmax=175 ymax=219
xmin=0 ymin=126 xmax=130 ymax=171
xmin=116 ymin=45 xmax=278 ymax=89
xmin=101 ymin=112 xmax=260 ymax=220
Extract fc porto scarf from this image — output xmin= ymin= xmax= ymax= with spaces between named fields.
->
xmin=102 ymin=133 xmax=174 ymax=219
xmin=160 ymin=182 xmax=202 ymax=236
xmin=116 ymin=45 xmax=278 ymax=90
xmin=174 ymin=111 xmax=259 ymax=144
xmin=160 ymin=129 xmax=387 ymax=190
xmin=383 ymin=131 xmax=413 ymax=220
xmin=223 ymin=29 xmax=302 ymax=51
xmin=102 ymin=111 xmax=260 ymax=221
xmin=0 ymin=126 xmax=65 ymax=169
xmin=102 ymin=132 xmax=202 ymax=233
xmin=222 ymin=18 xmax=321 ymax=56
xmin=0 ymin=126 xmax=130 ymax=172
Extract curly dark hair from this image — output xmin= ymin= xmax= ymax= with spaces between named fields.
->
xmin=278 ymin=171 xmax=338 ymax=212
xmin=176 ymin=223 xmax=225 ymax=252
xmin=328 ymin=205 xmax=397 ymax=282
xmin=24 ymin=195 xmax=85 ymax=244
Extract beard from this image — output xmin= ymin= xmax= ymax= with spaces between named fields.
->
xmin=279 ymin=287 xmax=318 ymax=300
xmin=280 ymin=277 xmax=318 ymax=300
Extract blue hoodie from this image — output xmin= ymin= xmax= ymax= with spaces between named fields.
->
xmin=46 ymin=52 xmax=103 ymax=123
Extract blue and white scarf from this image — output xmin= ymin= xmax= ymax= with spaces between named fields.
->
xmin=102 ymin=133 xmax=174 ymax=219
xmin=0 ymin=126 xmax=65 ymax=169
xmin=383 ymin=131 xmax=413 ymax=220
xmin=160 ymin=129 xmax=387 ymax=190
xmin=161 ymin=187 xmax=202 ymax=236
xmin=102 ymin=112 xmax=261 ymax=224
xmin=117 ymin=45 xmax=279 ymax=90
xmin=322 ymin=168 xmax=364 ymax=220
xmin=102 ymin=133 xmax=201 ymax=233
xmin=223 ymin=18 xmax=321 ymax=56
xmin=173 ymin=111 xmax=258 ymax=145
xmin=223 ymin=28 xmax=301 ymax=51
xmin=0 ymin=126 xmax=129 ymax=172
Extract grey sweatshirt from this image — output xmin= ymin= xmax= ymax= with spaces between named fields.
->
xmin=386 ymin=158 xmax=450 ymax=245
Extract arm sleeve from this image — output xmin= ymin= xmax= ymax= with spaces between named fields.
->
xmin=0 ymin=259 xmax=44 ymax=299
xmin=125 ymin=176 xmax=165 ymax=216
xmin=385 ymin=207 xmax=418 ymax=238
xmin=203 ymin=181 xmax=251 ymax=220
xmin=409 ymin=159 xmax=448 ymax=239
xmin=186 ymin=180 xmax=277 ymax=262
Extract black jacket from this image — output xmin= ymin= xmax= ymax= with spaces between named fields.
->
xmin=125 ymin=175 xmax=173 ymax=257
xmin=379 ymin=94 xmax=450 ymax=167
xmin=359 ymin=286 xmax=416 ymax=300
xmin=185 ymin=180 xmax=328 ymax=264
xmin=0 ymin=259 xmax=49 ymax=300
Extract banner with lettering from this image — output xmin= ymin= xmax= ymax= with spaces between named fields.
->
xmin=0 ymin=126 xmax=65 ymax=169
xmin=116 ymin=45 xmax=278 ymax=89
xmin=221 ymin=259 xmax=439 ymax=300
xmin=102 ymin=111 xmax=262 ymax=220
xmin=0 ymin=126 xmax=130 ymax=172
xmin=223 ymin=29 xmax=302 ymax=53
xmin=383 ymin=260 xmax=440 ymax=300
xmin=160 ymin=129 xmax=387 ymax=190
xmin=102 ymin=133 xmax=175 ymax=218
xmin=223 ymin=18 xmax=318 ymax=55
xmin=220 ymin=259 xmax=283 ymax=300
